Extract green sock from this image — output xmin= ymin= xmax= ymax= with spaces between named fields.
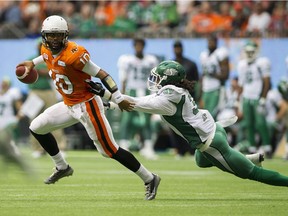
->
xmin=248 ymin=166 xmax=288 ymax=187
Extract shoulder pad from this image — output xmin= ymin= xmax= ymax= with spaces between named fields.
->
xmin=256 ymin=57 xmax=270 ymax=65
xmin=158 ymin=85 xmax=185 ymax=95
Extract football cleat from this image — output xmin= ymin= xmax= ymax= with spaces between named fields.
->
xmin=44 ymin=165 xmax=74 ymax=184
xmin=246 ymin=153 xmax=264 ymax=167
xmin=144 ymin=173 xmax=161 ymax=200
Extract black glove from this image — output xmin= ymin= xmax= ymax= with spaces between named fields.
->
xmin=86 ymin=80 xmax=105 ymax=97
xmin=103 ymin=101 xmax=111 ymax=109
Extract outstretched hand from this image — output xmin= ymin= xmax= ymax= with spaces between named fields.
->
xmin=118 ymin=99 xmax=135 ymax=112
xmin=86 ymin=80 xmax=105 ymax=97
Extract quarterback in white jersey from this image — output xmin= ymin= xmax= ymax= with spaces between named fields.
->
xmin=199 ymin=35 xmax=229 ymax=118
xmin=89 ymin=60 xmax=288 ymax=188
xmin=237 ymin=41 xmax=271 ymax=156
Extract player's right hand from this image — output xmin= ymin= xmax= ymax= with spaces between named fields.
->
xmin=118 ymin=99 xmax=135 ymax=112
xmin=17 ymin=61 xmax=35 ymax=72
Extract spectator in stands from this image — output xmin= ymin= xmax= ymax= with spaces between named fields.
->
xmin=76 ymin=2 xmax=96 ymax=38
xmin=246 ymin=2 xmax=271 ymax=36
xmin=127 ymin=1 xmax=154 ymax=30
xmin=0 ymin=1 xmax=23 ymax=38
xmin=268 ymin=2 xmax=288 ymax=37
xmin=110 ymin=1 xmax=136 ymax=37
xmin=175 ymin=0 xmax=194 ymax=29
xmin=231 ymin=1 xmax=248 ymax=37
xmin=61 ymin=1 xmax=80 ymax=38
xmin=217 ymin=2 xmax=233 ymax=36
xmin=185 ymin=1 xmax=220 ymax=36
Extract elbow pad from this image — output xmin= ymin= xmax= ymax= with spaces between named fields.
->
xmin=101 ymin=75 xmax=118 ymax=93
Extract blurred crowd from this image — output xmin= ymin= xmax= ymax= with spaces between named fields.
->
xmin=0 ymin=0 xmax=288 ymax=39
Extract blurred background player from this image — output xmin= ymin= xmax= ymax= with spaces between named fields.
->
xmin=117 ymin=37 xmax=159 ymax=159
xmin=216 ymin=76 xmax=243 ymax=148
xmin=199 ymin=34 xmax=230 ymax=119
xmin=237 ymin=40 xmax=272 ymax=157
xmin=265 ymin=79 xmax=288 ymax=155
xmin=25 ymin=38 xmax=67 ymax=158
xmin=0 ymin=77 xmax=30 ymax=173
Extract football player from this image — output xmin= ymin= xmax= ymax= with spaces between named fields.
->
xmin=17 ymin=15 xmax=160 ymax=200
xmin=265 ymin=79 xmax=288 ymax=154
xmin=199 ymin=34 xmax=230 ymax=119
xmin=0 ymin=77 xmax=30 ymax=173
xmin=117 ymin=38 xmax=159 ymax=159
xmin=237 ymin=41 xmax=272 ymax=157
xmin=89 ymin=60 xmax=288 ymax=187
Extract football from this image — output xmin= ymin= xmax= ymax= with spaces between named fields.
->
xmin=16 ymin=66 xmax=38 ymax=84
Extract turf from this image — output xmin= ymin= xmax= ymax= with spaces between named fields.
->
xmin=0 ymin=150 xmax=288 ymax=216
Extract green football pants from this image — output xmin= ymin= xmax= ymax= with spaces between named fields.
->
xmin=195 ymin=124 xmax=288 ymax=186
xmin=242 ymin=98 xmax=270 ymax=147
xmin=202 ymin=89 xmax=220 ymax=119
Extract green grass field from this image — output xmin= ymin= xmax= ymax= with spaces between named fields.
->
xmin=1 ymin=150 xmax=288 ymax=216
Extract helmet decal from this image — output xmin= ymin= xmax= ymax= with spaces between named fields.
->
xmin=147 ymin=60 xmax=186 ymax=91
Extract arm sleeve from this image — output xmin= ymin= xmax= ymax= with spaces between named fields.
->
xmin=123 ymin=94 xmax=176 ymax=116
xmin=82 ymin=59 xmax=101 ymax=77
xmin=32 ymin=55 xmax=44 ymax=65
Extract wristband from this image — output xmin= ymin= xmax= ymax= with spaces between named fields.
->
xmin=111 ymin=90 xmax=124 ymax=104
xmin=32 ymin=55 xmax=44 ymax=65
xmin=103 ymin=89 xmax=112 ymax=100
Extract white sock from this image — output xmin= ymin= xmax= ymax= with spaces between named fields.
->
xmin=51 ymin=152 xmax=68 ymax=170
xmin=135 ymin=164 xmax=154 ymax=184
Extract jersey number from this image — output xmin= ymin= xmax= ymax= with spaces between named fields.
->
xmin=49 ymin=71 xmax=73 ymax=94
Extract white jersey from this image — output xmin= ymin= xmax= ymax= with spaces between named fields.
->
xmin=200 ymin=47 xmax=229 ymax=92
xmin=123 ymin=85 xmax=215 ymax=147
xmin=0 ymin=87 xmax=22 ymax=130
xmin=117 ymin=54 xmax=159 ymax=94
xmin=266 ymin=88 xmax=284 ymax=123
xmin=237 ymin=57 xmax=271 ymax=100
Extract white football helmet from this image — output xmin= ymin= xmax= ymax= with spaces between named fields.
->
xmin=41 ymin=15 xmax=69 ymax=52
xmin=244 ymin=41 xmax=258 ymax=63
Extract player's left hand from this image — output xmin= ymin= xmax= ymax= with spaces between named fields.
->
xmin=86 ymin=80 xmax=105 ymax=97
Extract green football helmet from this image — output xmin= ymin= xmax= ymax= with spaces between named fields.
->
xmin=278 ymin=79 xmax=288 ymax=100
xmin=147 ymin=60 xmax=186 ymax=91
xmin=244 ymin=41 xmax=258 ymax=63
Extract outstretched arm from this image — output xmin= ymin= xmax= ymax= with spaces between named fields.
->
xmin=87 ymin=81 xmax=176 ymax=116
